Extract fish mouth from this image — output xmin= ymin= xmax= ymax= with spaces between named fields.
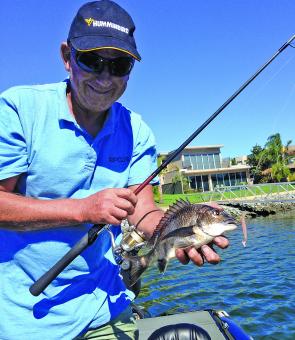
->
xmin=223 ymin=218 xmax=238 ymax=231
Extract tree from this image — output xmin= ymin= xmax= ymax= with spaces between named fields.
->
xmin=262 ymin=133 xmax=291 ymax=182
xmin=247 ymin=134 xmax=292 ymax=183
xmin=247 ymin=144 xmax=266 ymax=183
xmin=231 ymin=158 xmax=237 ymax=166
xmin=172 ymin=171 xmax=189 ymax=193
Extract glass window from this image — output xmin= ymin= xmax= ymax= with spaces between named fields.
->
xmin=189 ymin=176 xmax=196 ymax=189
xmin=183 ymin=155 xmax=191 ymax=169
xmin=195 ymin=176 xmax=203 ymax=191
xmin=195 ymin=154 xmax=203 ymax=170
xmin=224 ymin=173 xmax=230 ymax=186
xmin=241 ymin=172 xmax=246 ymax=183
xmin=214 ymin=153 xmax=221 ymax=168
xmin=217 ymin=173 xmax=224 ymax=186
xmin=202 ymin=154 xmax=209 ymax=169
xmin=236 ymin=172 xmax=241 ymax=183
xmin=208 ymin=154 xmax=215 ymax=169
xmin=191 ymin=155 xmax=197 ymax=170
xmin=211 ymin=174 xmax=218 ymax=188
xmin=230 ymin=173 xmax=236 ymax=186
xmin=202 ymin=175 xmax=209 ymax=191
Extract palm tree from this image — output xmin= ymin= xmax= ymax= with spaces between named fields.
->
xmin=261 ymin=133 xmax=292 ymax=182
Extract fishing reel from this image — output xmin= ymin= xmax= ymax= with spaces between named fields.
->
xmin=105 ymin=222 xmax=146 ymax=296
xmin=105 ymin=222 xmax=146 ymax=266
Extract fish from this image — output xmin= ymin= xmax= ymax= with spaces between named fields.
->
xmin=124 ymin=199 xmax=238 ymax=286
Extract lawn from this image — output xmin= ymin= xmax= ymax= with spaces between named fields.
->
xmin=155 ymin=183 xmax=295 ymax=207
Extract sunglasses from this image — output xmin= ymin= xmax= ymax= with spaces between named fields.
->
xmin=72 ymin=48 xmax=135 ymax=77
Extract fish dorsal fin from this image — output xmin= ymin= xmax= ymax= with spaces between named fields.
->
xmin=148 ymin=198 xmax=191 ymax=246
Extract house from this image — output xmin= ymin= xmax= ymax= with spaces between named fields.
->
xmin=287 ymin=145 xmax=295 ymax=173
xmin=159 ymin=145 xmax=251 ymax=194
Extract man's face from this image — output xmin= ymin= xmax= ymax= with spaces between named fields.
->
xmin=69 ymin=48 xmax=131 ymax=113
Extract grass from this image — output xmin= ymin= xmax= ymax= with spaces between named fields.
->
xmin=155 ymin=183 xmax=295 ymax=207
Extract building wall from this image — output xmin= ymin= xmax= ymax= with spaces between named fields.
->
xmin=159 ymin=146 xmax=251 ymax=194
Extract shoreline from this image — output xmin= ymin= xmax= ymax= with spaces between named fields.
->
xmin=220 ymin=200 xmax=295 ymax=219
xmin=158 ymin=195 xmax=295 ymax=219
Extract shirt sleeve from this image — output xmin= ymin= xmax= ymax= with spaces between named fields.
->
xmin=0 ymin=90 xmax=28 ymax=180
xmin=128 ymin=115 xmax=159 ymax=186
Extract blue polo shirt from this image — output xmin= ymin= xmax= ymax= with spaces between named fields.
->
xmin=0 ymin=80 xmax=158 ymax=339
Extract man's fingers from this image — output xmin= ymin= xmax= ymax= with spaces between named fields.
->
xmin=186 ymin=247 xmax=205 ymax=266
xmin=200 ymin=244 xmax=220 ymax=264
xmin=176 ymin=248 xmax=204 ymax=266
xmin=176 ymin=236 xmax=229 ymax=267
xmin=212 ymin=236 xmax=229 ymax=249
xmin=116 ymin=188 xmax=138 ymax=206
xmin=175 ymin=248 xmax=190 ymax=265
xmin=115 ymin=199 xmax=136 ymax=215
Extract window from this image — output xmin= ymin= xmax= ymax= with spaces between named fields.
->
xmin=183 ymin=155 xmax=191 ymax=169
xmin=224 ymin=173 xmax=230 ymax=186
xmin=229 ymin=173 xmax=236 ymax=186
xmin=196 ymin=176 xmax=203 ymax=191
xmin=241 ymin=172 xmax=246 ymax=183
xmin=217 ymin=173 xmax=224 ymax=186
xmin=214 ymin=153 xmax=221 ymax=168
xmin=208 ymin=154 xmax=215 ymax=169
xmin=202 ymin=175 xmax=209 ymax=191
xmin=211 ymin=174 xmax=218 ymax=188
xmin=202 ymin=154 xmax=209 ymax=169
xmin=189 ymin=176 xmax=196 ymax=189
xmin=191 ymin=155 xmax=198 ymax=170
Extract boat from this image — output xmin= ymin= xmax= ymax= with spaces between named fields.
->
xmin=132 ymin=304 xmax=252 ymax=340
xmin=121 ymin=245 xmax=252 ymax=339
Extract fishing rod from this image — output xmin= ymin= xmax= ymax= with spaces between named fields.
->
xmin=30 ymin=34 xmax=295 ymax=296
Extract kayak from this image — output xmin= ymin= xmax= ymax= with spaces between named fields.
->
xmin=132 ymin=304 xmax=252 ymax=340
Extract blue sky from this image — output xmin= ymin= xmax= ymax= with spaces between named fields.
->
xmin=0 ymin=0 xmax=294 ymax=158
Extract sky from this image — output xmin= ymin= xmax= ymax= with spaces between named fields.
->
xmin=0 ymin=0 xmax=294 ymax=158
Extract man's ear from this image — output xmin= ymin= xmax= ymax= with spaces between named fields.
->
xmin=60 ymin=42 xmax=71 ymax=72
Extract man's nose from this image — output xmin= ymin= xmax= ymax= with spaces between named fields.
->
xmin=95 ymin=67 xmax=112 ymax=86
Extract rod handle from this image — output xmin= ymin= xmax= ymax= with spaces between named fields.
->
xmin=29 ymin=225 xmax=104 ymax=296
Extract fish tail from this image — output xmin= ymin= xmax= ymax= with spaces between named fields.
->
xmin=123 ymin=253 xmax=153 ymax=287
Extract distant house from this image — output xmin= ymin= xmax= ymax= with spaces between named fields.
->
xmin=287 ymin=145 xmax=295 ymax=173
xmin=159 ymin=145 xmax=250 ymax=194
xmin=232 ymin=155 xmax=248 ymax=165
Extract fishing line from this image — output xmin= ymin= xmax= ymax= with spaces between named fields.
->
xmin=134 ymin=209 xmax=162 ymax=230
xmin=236 ymin=53 xmax=295 ymax=107
xmin=270 ymin=82 xmax=295 ymax=132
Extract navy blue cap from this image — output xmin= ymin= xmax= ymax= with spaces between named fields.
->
xmin=68 ymin=0 xmax=141 ymax=60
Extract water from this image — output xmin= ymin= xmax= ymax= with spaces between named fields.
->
xmin=135 ymin=212 xmax=295 ymax=339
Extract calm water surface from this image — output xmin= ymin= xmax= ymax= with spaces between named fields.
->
xmin=135 ymin=212 xmax=295 ymax=339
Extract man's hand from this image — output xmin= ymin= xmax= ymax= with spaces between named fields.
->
xmin=80 ymin=188 xmax=138 ymax=225
xmin=175 ymin=236 xmax=229 ymax=266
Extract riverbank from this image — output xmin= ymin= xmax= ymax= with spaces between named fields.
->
xmin=220 ymin=200 xmax=295 ymax=219
xmin=157 ymin=195 xmax=295 ymax=219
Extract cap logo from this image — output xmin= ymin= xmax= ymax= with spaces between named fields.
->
xmin=84 ymin=17 xmax=129 ymax=34
xmin=85 ymin=18 xmax=94 ymax=26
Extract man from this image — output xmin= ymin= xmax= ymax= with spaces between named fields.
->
xmin=0 ymin=1 xmax=229 ymax=339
